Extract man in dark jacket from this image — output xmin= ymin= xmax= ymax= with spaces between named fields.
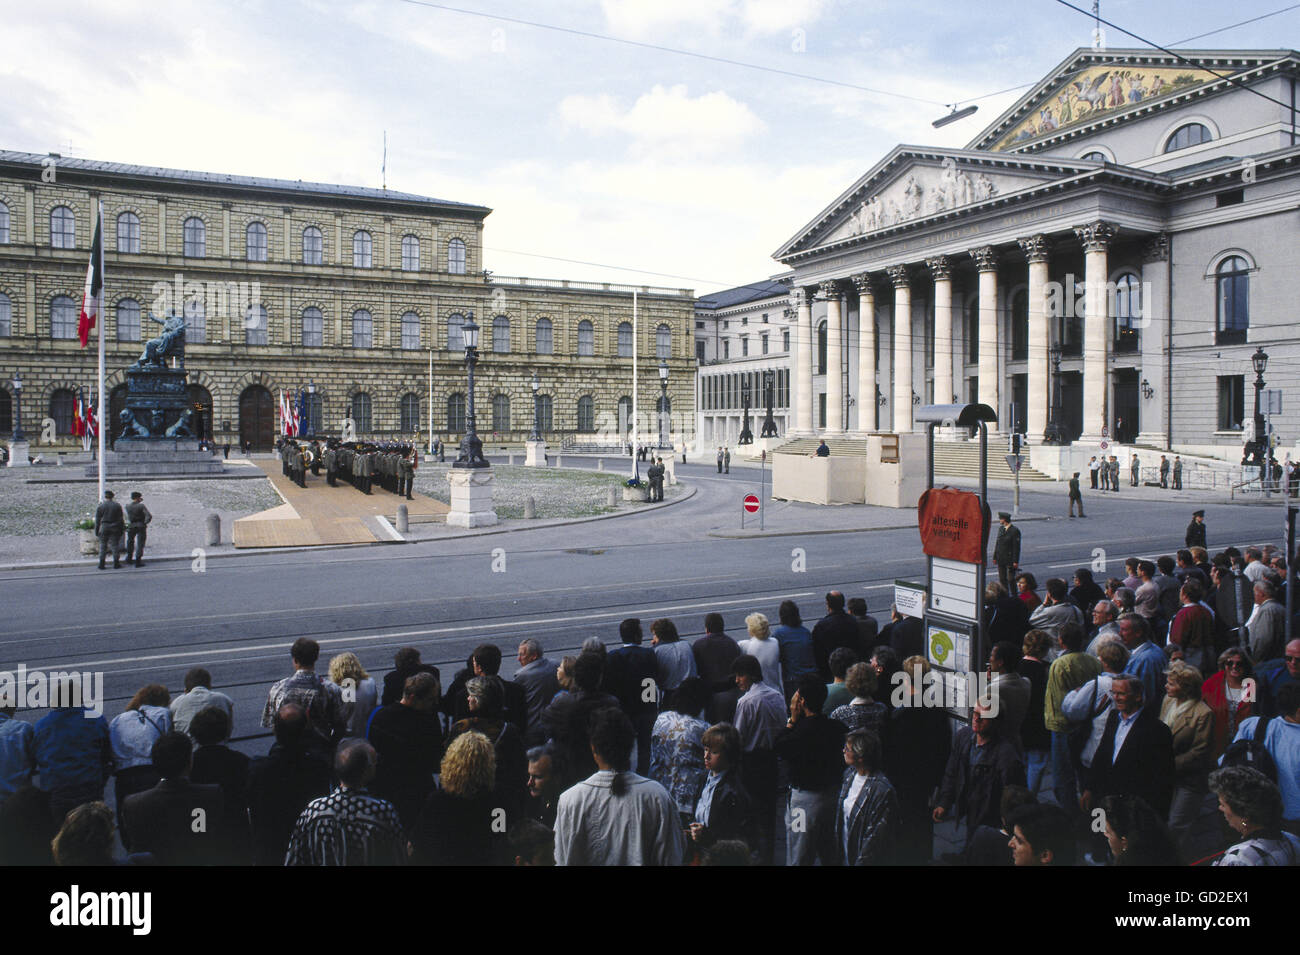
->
xmin=540 ymin=651 xmax=620 ymax=787
xmin=366 ymin=672 xmax=444 ymax=830
xmin=811 ymin=591 xmax=860 ymax=682
xmin=121 ymin=732 xmax=226 ymax=865
xmin=1185 ymin=510 xmax=1207 ymax=549
xmin=446 ymin=644 xmax=528 ymax=734
xmin=846 ymin=597 xmax=879 ymax=660
xmin=94 ymin=489 xmax=126 ymax=569
xmin=774 ymin=676 xmax=848 ymax=866
xmin=245 ymin=703 xmax=331 ymax=865
xmin=381 ymin=647 xmax=441 ymax=708
xmin=188 ymin=706 xmax=251 ymax=864
xmin=693 ymin=613 xmax=742 ymax=723
xmin=933 ymin=703 xmax=1026 ymax=844
xmin=604 ymin=618 xmax=658 ymax=774
xmin=1068 ymin=471 xmax=1085 ymax=518
xmin=124 ymin=491 xmax=152 ymax=566
xmin=513 ymin=639 xmax=559 ymax=746
xmin=992 ymin=513 xmax=1020 ymax=590
xmin=984 ymin=582 xmax=1030 ymax=647
xmin=1082 ymin=674 xmax=1174 ymax=816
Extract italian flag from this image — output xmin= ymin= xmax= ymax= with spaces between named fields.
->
xmin=78 ymin=211 xmax=104 ymax=348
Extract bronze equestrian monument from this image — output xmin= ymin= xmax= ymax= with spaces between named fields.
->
xmin=87 ymin=312 xmax=225 ymax=477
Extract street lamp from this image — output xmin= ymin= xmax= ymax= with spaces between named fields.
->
xmin=305 ymin=379 xmax=316 ymax=439
xmin=1043 ymin=344 xmax=1066 ymax=445
xmin=529 ymin=370 xmax=541 ymax=441
xmin=1246 ymin=346 xmax=1269 ymax=474
xmin=657 ymin=359 xmax=669 ymax=449
xmin=10 ymin=373 xmax=23 ymax=441
xmin=760 ymin=368 xmax=778 ymax=438
xmin=454 ymin=312 xmax=488 ymax=468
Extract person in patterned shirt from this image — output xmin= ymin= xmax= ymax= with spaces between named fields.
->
xmin=285 ymin=739 xmax=406 ymax=866
xmin=261 ymin=638 xmax=347 ymax=749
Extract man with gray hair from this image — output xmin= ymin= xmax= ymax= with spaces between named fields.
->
xmin=1086 ymin=600 xmax=1122 ymax=657
xmin=1244 ymin=579 xmax=1287 ymax=663
xmin=1119 ymin=613 xmax=1165 ymax=710
xmin=1243 ymin=546 xmax=1271 ymax=585
xmin=1112 ymin=587 xmax=1136 ymax=617
xmin=514 ymin=638 xmax=558 ymax=745
xmin=285 ymin=739 xmax=406 ymax=865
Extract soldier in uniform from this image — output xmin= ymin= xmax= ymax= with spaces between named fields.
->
xmin=1172 ymin=455 xmax=1183 ymax=490
xmin=125 ymin=491 xmax=152 ymax=567
xmin=1109 ymin=455 xmax=1121 ymax=493
xmin=362 ymin=447 xmax=375 ymax=494
xmin=1159 ymin=455 xmax=1170 ymax=488
xmin=95 ymin=490 xmax=126 ymax=570
xmin=717 ymin=447 xmax=723 ymax=473
xmin=1185 ymin=510 xmax=1207 ymax=550
xmin=723 ymin=446 xmax=731 ymax=474
xmin=1099 ymin=454 xmax=1110 ymax=491
xmin=646 ymin=457 xmax=661 ymax=502
xmin=1130 ymin=453 xmax=1140 ymax=487
xmin=1068 ymin=471 xmax=1085 ymax=518
xmin=400 ymin=450 xmax=415 ymax=500
xmin=324 ymin=443 xmax=337 ymax=486
xmin=310 ymin=440 xmax=321 ymax=477
xmin=993 ymin=511 xmax=1020 ymax=590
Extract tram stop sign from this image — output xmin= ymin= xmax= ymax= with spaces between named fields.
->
xmin=743 ymin=493 xmax=761 ymax=514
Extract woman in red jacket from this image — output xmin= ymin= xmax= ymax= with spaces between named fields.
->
xmin=1201 ymin=648 xmax=1256 ymax=759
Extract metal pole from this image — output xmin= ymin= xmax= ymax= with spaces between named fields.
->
xmin=1286 ymin=504 xmax=1296 ymax=648
xmin=977 ymin=421 xmax=988 ymax=672
xmin=631 ymin=290 xmax=638 ymax=478
xmin=96 ymin=199 xmax=105 ymax=501
xmin=427 ymin=349 xmax=433 ymax=456
xmin=760 ymin=451 xmax=766 ymax=531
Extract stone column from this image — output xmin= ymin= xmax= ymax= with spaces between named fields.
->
xmin=971 ymin=246 xmax=1001 ymax=433
xmin=887 ymin=265 xmax=913 ymax=433
xmin=1136 ymin=233 xmax=1170 ymax=448
xmin=926 ymin=256 xmax=953 ymax=414
xmin=820 ymin=281 xmax=844 ymax=433
xmin=792 ymin=289 xmax=814 ymax=433
xmin=1018 ymin=234 xmax=1052 ymax=441
xmin=852 ymin=273 xmax=877 ymax=433
xmin=1075 ymin=221 xmax=1119 ymax=443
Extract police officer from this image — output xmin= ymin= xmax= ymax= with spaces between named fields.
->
xmin=993 ymin=511 xmax=1021 ymax=590
xmin=125 ymin=491 xmax=152 ymax=567
xmin=1185 ymin=510 xmax=1207 ymax=549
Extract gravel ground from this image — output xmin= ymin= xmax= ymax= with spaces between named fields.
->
xmin=412 ymin=464 xmax=682 ymax=519
xmin=0 ymin=469 xmax=281 ymax=563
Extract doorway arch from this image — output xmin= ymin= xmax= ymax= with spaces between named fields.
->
xmin=239 ymin=385 xmax=275 ymax=451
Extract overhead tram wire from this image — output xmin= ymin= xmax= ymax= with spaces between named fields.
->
xmin=1167 ymin=4 xmax=1300 ymax=46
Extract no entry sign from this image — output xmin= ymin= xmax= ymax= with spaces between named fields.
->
xmin=743 ymin=493 xmax=761 ymax=513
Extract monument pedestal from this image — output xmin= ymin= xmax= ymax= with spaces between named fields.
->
xmin=446 ymin=466 xmax=499 ymax=527
xmin=93 ymin=437 xmax=224 ymax=477
xmin=525 ymin=439 xmax=548 ymax=467
xmin=6 ymin=439 xmax=30 ymax=467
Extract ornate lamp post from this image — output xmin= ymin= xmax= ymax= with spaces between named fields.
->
xmin=760 ymin=368 xmax=778 ymax=438
xmin=738 ymin=374 xmax=753 ymax=446
xmin=529 ymin=370 xmax=541 ymax=441
xmin=305 ymin=379 xmax=316 ymax=439
xmin=10 ymin=373 xmax=24 ymax=442
xmin=454 ymin=313 xmax=488 ymax=468
xmin=657 ymin=359 xmax=669 ymax=448
xmin=1043 ymin=344 xmax=1066 ymax=445
xmin=1245 ymin=346 xmax=1269 ymax=475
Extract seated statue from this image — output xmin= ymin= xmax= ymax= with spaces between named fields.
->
xmin=118 ymin=408 xmax=152 ymax=438
xmin=135 ymin=312 xmax=187 ymax=368
xmin=164 ymin=409 xmax=196 ymax=438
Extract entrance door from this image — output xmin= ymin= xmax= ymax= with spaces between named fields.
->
xmin=187 ymin=384 xmax=212 ymax=441
xmin=1112 ymin=370 xmax=1139 ymax=444
xmin=1010 ymin=374 xmax=1027 ymax=434
xmin=1061 ymin=371 xmax=1083 ymax=442
xmin=239 ymin=385 xmax=274 ymax=451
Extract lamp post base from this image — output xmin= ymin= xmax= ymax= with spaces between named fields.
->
xmin=446 ymin=466 xmax=498 ymax=527
xmin=525 ymin=439 xmax=548 ymax=467
xmin=6 ymin=439 xmax=30 ymax=467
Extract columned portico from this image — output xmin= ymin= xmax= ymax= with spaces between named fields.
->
xmin=1137 ymin=233 xmax=1171 ymax=448
xmin=820 ymin=281 xmax=844 ymax=433
xmin=887 ymin=264 xmax=913 ymax=433
xmin=852 ymin=273 xmax=877 ymax=433
xmin=971 ymin=246 xmax=1000 ymax=432
xmin=1018 ymin=234 xmax=1052 ymax=441
xmin=792 ymin=288 xmax=813 ymax=433
xmin=1075 ymin=220 xmax=1118 ymax=443
xmin=926 ymin=256 xmax=953 ymax=414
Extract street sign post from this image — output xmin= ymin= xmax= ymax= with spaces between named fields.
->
xmin=741 ymin=492 xmax=760 ymax=529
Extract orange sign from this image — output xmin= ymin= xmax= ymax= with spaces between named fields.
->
xmin=917 ymin=487 xmax=990 ymax=565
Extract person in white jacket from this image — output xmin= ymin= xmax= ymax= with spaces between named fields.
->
xmin=1060 ymin=642 xmax=1128 ymax=770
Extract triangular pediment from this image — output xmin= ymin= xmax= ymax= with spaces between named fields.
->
xmin=775 ymin=148 xmax=1088 ymax=261
xmin=969 ymin=47 xmax=1298 ymax=152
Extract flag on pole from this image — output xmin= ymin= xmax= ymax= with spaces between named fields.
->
xmin=295 ymin=390 xmax=307 ymax=438
xmin=78 ymin=212 xmax=105 ymax=348
xmin=72 ymin=395 xmax=84 ymax=438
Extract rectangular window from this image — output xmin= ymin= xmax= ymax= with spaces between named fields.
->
xmin=741 ymin=336 xmax=749 ymax=357
xmin=1218 ymin=375 xmax=1245 ymax=431
xmin=818 ymin=393 xmax=826 ymax=428
xmin=722 ymin=340 xmax=729 ymax=360
xmin=782 ymin=329 xmax=790 ymax=352
xmin=696 ymin=340 xmax=705 ymax=361
xmin=761 ymin=334 xmax=769 ymax=355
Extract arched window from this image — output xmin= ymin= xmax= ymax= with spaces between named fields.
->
xmin=185 ymin=299 xmax=206 ymax=344
xmin=1216 ymin=255 xmax=1250 ymax=345
xmin=400 ymin=393 xmax=421 ymax=433
xmin=492 ymin=394 xmax=510 ymax=433
xmin=1164 ymin=123 xmax=1212 ymax=153
xmin=535 ymin=318 xmax=553 ymax=354
xmin=1113 ymin=272 xmax=1141 ymax=353
xmin=0 ymin=201 xmax=9 ymax=244
xmin=817 ymin=320 xmax=827 ymax=374
xmin=246 ymin=222 xmax=268 ymax=262
xmin=116 ymin=212 xmax=140 ymax=253
xmin=492 ymin=315 xmax=510 ymax=353
xmin=183 ymin=217 xmax=205 ymax=257
xmin=401 ymin=311 xmax=421 ymax=350
xmin=352 ymin=308 xmax=373 ymax=348
xmin=50 ymin=295 xmax=77 ymax=339
xmin=577 ymin=395 xmax=595 ymax=433
xmin=617 ymin=396 xmax=632 ymax=437
xmin=350 ymin=393 xmax=372 ymax=433
xmin=401 ymin=235 xmax=420 ymax=271
xmin=448 ymin=238 xmax=466 ymax=274
xmin=536 ymin=394 xmax=553 ymax=432
xmin=447 ymin=312 xmax=465 ymax=352
xmin=0 ymin=292 xmax=10 ymax=337
xmin=617 ymin=321 xmax=633 ymax=358
xmin=1011 ymin=289 xmax=1028 ymax=361
xmin=577 ymin=320 xmax=594 ymax=357
xmin=302 ymin=307 xmax=323 ymax=347
xmin=50 ymin=206 xmax=75 ymax=249
xmin=245 ymin=304 xmax=268 ymax=345
xmin=656 ymin=324 xmax=671 ymax=359
xmin=51 ymin=389 xmax=76 ymax=434
xmin=116 ymin=298 xmax=141 ymax=342
xmin=447 ymin=393 xmax=466 ymax=432
xmin=353 ymin=230 xmax=372 ymax=268
xmin=302 ymin=226 xmax=323 ymax=265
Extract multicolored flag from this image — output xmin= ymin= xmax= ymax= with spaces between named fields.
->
xmin=78 ymin=213 xmax=104 ymax=347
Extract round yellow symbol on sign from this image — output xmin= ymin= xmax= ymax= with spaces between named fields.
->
xmin=930 ymin=630 xmax=954 ymax=665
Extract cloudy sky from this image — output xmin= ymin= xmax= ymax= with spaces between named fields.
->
xmin=3 ymin=0 xmax=1295 ymax=291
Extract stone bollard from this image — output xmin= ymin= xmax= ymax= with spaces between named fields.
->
xmin=205 ymin=512 xmax=221 ymax=546
xmin=508 ymin=452 xmax=514 ymax=465
xmin=524 ymin=496 xmax=536 ymax=519
xmin=606 ymin=487 xmax=617 ymax=507
xmin=556 ymin=454 xmax=562 ymax=467
xmin=597 ymin=459 xmax=604 ymax=471
xmin=396 ymin=503 xmax=409 ymax=533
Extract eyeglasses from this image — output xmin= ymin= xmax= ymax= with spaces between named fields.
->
xmin=1285 ymin=656 xmax=1300 ymax=663
xmin=1225 ymin=660 xmax=1247 ymax=669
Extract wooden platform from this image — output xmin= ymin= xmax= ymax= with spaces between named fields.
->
xmin=232 ymin=460 xmax=449 ymax=548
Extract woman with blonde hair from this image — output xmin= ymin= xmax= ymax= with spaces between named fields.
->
xmin=1160 ymin=660 xmax=1215 ymax=849
xmin=411 ymin=731 xmax=504 ymax=865
xmin=737 ymin=612 xmax=783 ymax=691
xmin=328 ymin=651 xmax=378 ymax=736
xmin=51 ymin=801 xmax=117 ymax=866
xmin=109 ymin=683 xmax=172 ymax=828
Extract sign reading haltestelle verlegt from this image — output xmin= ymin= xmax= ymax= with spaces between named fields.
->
xmin=917 ymin=487 xmax=990 ymax=565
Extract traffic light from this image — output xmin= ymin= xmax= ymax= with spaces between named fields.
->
xmin=1010 ymin=433 xmax=1022 ymax=455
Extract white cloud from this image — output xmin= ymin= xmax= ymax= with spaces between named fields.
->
xmin=558 ymin=84 xmax=765 ymax=157
xmin=598 ymin=0 xmax=828 ymax=38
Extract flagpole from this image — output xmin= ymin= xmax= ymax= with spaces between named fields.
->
xmin=96 ymin=200 xmax=105 ymax=501
xmin=631 ymin=290 xmax=638 ymax=479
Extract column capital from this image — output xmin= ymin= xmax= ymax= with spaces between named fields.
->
xmin=970 ymin=246 xmax=999 ymax=272
xmin=1141 ymin=232 xmax=1170 ymax=263
xmin=787 ymin=288 xmax=808 ymax=310
xmin=1017 ymin=233 xmax=1052 ymax=264
xmin=886 ymin=264 xmax=911 ymax=289
xmin=925 ymin=256 xmax=953 ymax=282
xmin=816 ymin=280 xmax=844 ymax=301
xmin=850 ymin=272 xmax=878 ymax=297
xmin=1074 ymin=220 xmax=1119 ymax=253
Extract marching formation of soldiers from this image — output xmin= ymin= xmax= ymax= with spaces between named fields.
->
xmin=277 ymin=437 xmax=417 ymax=500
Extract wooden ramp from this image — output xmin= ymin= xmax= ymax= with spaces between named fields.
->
xmin=233 ymin=460 xmax=449 ymax=548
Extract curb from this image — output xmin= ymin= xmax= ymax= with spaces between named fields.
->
xmin=707 ymin=512 xmax=1053 ymax=540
